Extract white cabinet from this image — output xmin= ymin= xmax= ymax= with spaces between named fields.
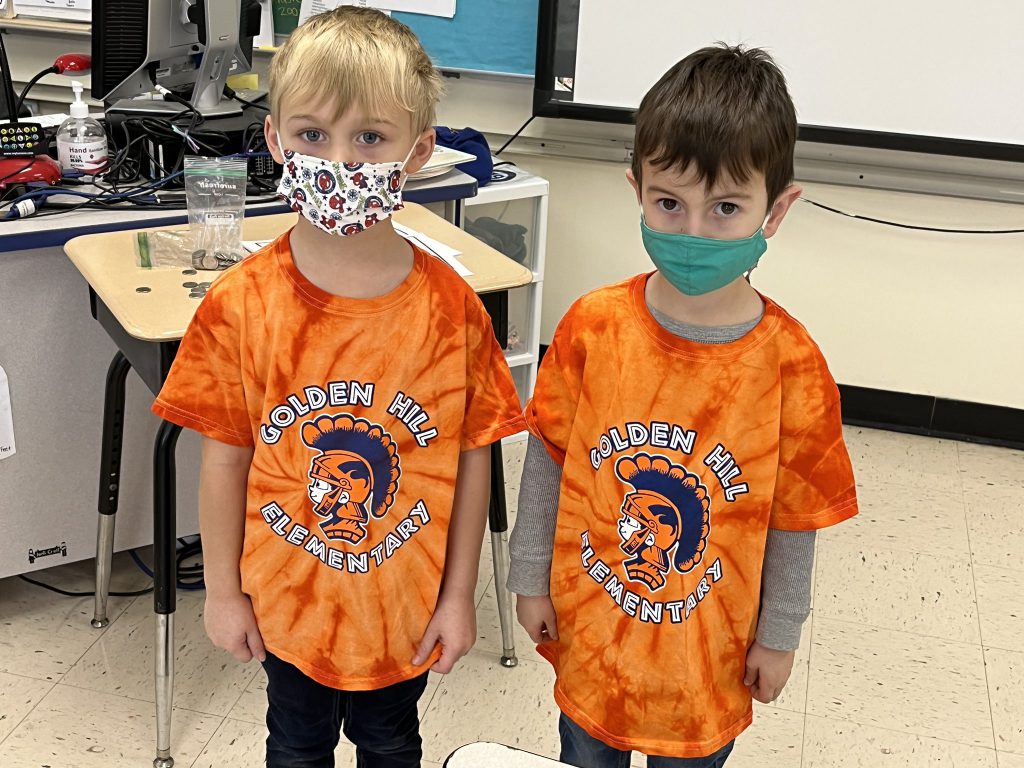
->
xmin=463 ymin=162 xmax=548 ymax=406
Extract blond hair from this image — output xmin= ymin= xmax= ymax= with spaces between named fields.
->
xmin=269 ymin=7 xmax=443 ymax=132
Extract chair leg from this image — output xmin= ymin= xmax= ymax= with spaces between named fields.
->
xmin=152 ymin=420 xmax=181 ymax=768
xmin=488 ymin=440 xmax=518 ymax=668
xmin=92 ymin=352 xmax=131 ymax=629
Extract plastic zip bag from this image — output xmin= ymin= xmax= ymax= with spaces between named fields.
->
xmin=184 ymin=156 xmax=248 ymax=270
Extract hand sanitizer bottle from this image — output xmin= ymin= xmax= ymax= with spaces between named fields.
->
xmin=56 ymin=81 xmax=108 ymax=175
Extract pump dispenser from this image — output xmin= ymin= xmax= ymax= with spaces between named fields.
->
xmin=56 ymin=81 xmax=108 ymax=174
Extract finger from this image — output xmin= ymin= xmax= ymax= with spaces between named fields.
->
xmin=430 ymin=643 xmax=457 ymax=674
xmin=412 ymin=626 xmax=440 ymax=666
xmin=526 ymin=624 xmax=546 ymax=644
xmin=544 ymin=617 xmax=559 ymax=641
xmin=248 ymin=627 xmax=267 ymax=663
xmin=743 ymin=664 xmax=757 ymax=687
xmin=230 ymin=640 xmax=253 ymax=663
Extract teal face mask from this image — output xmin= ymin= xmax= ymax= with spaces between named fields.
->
xmin=640 ymin=216 xmax=768 ymax=296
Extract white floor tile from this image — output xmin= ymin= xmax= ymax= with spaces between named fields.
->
xmin=965 ymin=482 xmax=1024 ymax=572
xmin=61 ymin=587 xmax=260 ymax=717
xmin=419 ymin=653 xmax=559 ymax=764
xmin=814 ymin=538 xmax=980 ymax=644
xmin=807 ymin=618 xmax=993 ymax=747
xmin=724 ymin=705 xmax=803 ymax=768
xmin=0 ymin=671 xmax=53 ymax=744
xmin=984 ymin=646 xmax=1024 ymax=754
xmin=824 ymin=478 xmax=969 ymax=559
xmin=843 ymin=427 xmax=960 ymax=485
xmin=957 ymin=443 xmax=1024 ymax=489
xmin=802 ymin=715 xmax=998 ymax=767
xmin=974 ymin=565 xmax=1024 ymax=652
xmin=0 ymin=554 xmax=148 ymax=683
xmin=0 ymin=684 xmax=220 ymax=767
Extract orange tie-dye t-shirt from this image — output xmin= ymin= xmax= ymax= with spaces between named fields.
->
xmin=153 ymin=232 xmax=525 ymax=691
xmin=525 ymin=274 xmax=858 ymax=758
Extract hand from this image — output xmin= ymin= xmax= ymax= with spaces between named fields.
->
xmin=516 ymin=594 xmax=559 ymax=644
xmin=203 ymin=591 xmax=266 ymax=664
xmin=412 ymin=591 xmax=476 ymax=674
xmin=744 ymin=641 xmax=795 ymax=703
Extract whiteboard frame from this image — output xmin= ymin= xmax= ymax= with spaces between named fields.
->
xmin=532 ymin=0 xmax=1024 ymax=163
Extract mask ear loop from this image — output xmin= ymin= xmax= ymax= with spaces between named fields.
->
xmin=396 ymin=136 xmax=425 ymax=192
xmin=745 ymin=211 xmax=774 ymax=283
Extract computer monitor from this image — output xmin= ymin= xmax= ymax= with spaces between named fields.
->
xmin=92 ymin=0 xmax=262 ymax=117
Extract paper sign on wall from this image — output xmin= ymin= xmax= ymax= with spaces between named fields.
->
xmin=299 ymin=0 xmax=455 ymax=24
xmin=0 ymin=365 xmax=16 ymax=461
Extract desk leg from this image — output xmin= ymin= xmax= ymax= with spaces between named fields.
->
xmin=488 ymin=440 xmax=518 ymax=668
xmin=443 ymin=199 xmax=465 ymax=227
xmin=92 ymin=352 xmax=131 ymax=629
xmin=153 ymin=420 xmax=181 ymax=768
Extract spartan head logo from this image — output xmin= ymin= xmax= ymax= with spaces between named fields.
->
xmin=300 ymin=415 xmax=400 ymax=544
xmin=614 ymin=453 xmax=711 ymax=592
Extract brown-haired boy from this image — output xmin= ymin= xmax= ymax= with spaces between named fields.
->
xmin=509 ymin=45 xmax=859 ymax=766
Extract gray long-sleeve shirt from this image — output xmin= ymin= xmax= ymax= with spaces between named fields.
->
xmin=507 ymin=304 xmax=815 ymax=651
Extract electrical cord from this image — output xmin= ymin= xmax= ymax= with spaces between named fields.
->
xmin=495 ymin=115 xmax=536 ymax=156
xmin=17 ymin=574 xmax=154 ymax=598
xmin=224 ymin=85 xmax=270 ymax=112
xmin=801 ymin=197 xmax=1024 ymax=234
xmin=0 ymin=147 xmax=275 ymax=220
xmin=14 ymin=65 xmax=58 ymax=117
xmin=17 ymin=537 xmax=206 ymax=597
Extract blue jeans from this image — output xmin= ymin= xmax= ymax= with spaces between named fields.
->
xmin=262 ymin=651 xmax=429 ymax=768
xmin=559 ymin=713 xmax=734 ymax=768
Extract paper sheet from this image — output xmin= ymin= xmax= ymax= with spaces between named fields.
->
xmin=243 ymin=224 xmax=471 ymax=277
xmin=0 ymin=365 xmax=16 ymax=462
xmin=299 ymin=0 xmax=391 ymax=25
xmin=299 ymin=0 xmax=455 ymax=22
xmin=393 ymin=223 xmax=472 ymax=276
xmin=242 ymin=240 xmax=273 ymax=254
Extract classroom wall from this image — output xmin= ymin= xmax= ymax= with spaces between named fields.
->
xmin=433 ymin=76 xmax=1024 ymax=412
xmin=7 ymin=31 xmax=1024 ymax=410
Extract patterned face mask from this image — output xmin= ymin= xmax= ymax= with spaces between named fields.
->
xmin=276 ymin=139 xmax=416 ymax=236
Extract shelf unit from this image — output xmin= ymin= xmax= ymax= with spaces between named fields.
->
xmin=463 ymin=162 xmax=549 ymax=408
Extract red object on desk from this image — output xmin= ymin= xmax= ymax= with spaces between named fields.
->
xmin=0 ymin=155 xmax=61 ymax=190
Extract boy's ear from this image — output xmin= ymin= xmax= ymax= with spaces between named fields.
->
xmin=625 ymin=168 xmax=642 ymax=204
xmin=763 ymin=184 xmax=803 ymax=239
xmin=265 ymin=116 xmax=284 ymax=164
xmin=402 ymin=128 xmax=436 ymax=177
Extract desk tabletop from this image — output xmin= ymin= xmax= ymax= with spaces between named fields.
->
xmin=444 ymin=743 xmax=568 ymax=767
xmin=63 ymin=204 xmax=532 ymax=342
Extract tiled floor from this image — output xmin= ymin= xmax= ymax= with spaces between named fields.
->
xmin=1 ymin=427 xmax=1022 ymax=767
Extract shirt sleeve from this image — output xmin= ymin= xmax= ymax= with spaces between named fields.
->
xmin=523 ymin=308 xmax=584 ymax=466
xmin=151 ymin=284 xmax=253 ymax=447
xmin=460 ymin=292 xmax=527 ymax=451
xmin=769 ymin=349 xmax=859 ymax=531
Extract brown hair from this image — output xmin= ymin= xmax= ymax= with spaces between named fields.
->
xmin=631 ymin=44 xmax=797 ymax=206
xmin=269 ymin=6 xmax=443 ymax=132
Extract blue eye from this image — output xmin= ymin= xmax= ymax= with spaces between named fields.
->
xmin=657 ymin=198 xmax=679 ymax=212
xmin=716 ymin=202 xmax=739 ymax=216
xmin=301 ymin=130 xmax=324 ymax=143
xmin=358 ymin=132 xmax=382 ymax=145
